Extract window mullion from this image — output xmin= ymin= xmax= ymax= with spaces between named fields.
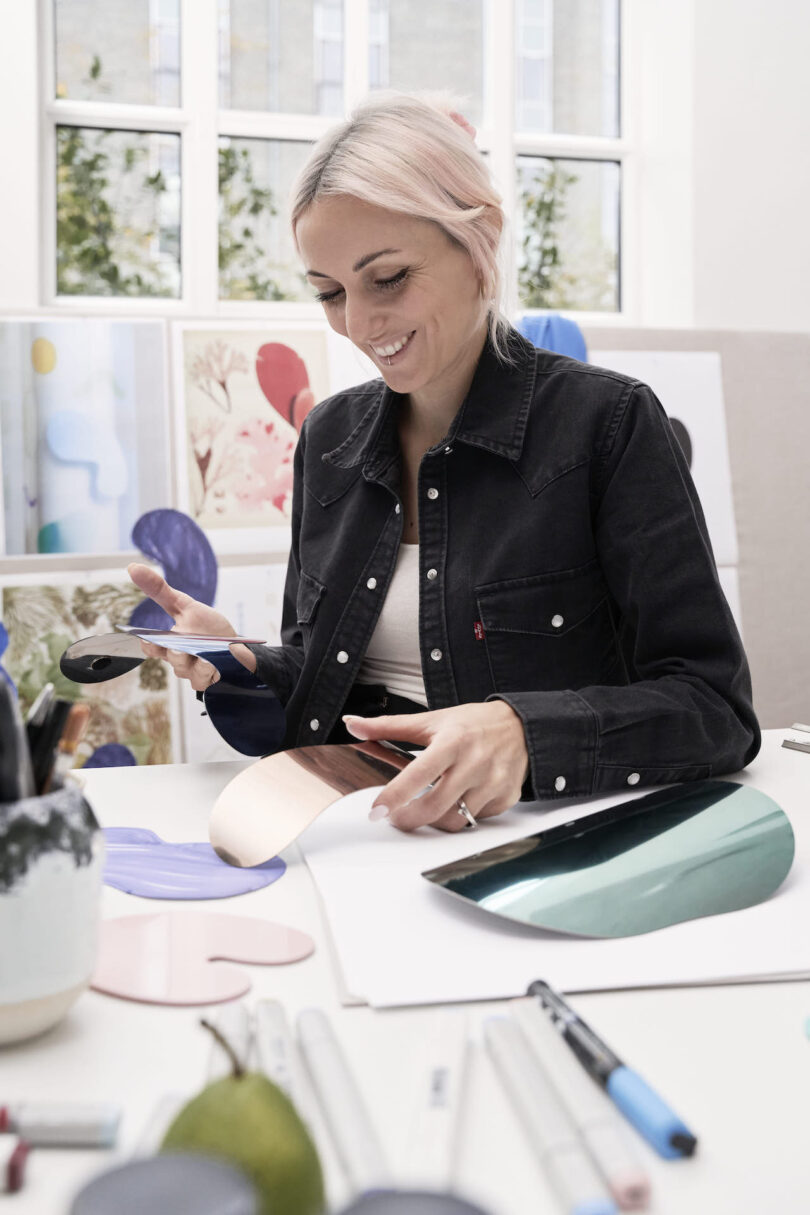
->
xmin=487 ymin=0 xmax=516 ymax=319
xmin=344 ymin=0 xmax=370 ymax=111
xmin=181 ymin=0 xmax=219 ymax=312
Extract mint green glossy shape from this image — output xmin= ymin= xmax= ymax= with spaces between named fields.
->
xmin=422 ymin=781 xmax=795 ymax=937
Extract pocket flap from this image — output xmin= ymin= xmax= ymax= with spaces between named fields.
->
xmin=477 ymin=562 xmax=607 ymax=637
xmin=296 ymin=570 xmax=326 ymax=625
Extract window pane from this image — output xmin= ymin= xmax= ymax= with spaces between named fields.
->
xmin=54 ymin=0 xmax=180 ymax=106
xmin=56 ymin=126 xmax=181 ymax=298
xmin=370 ymin=0 xmax=484 ymax=128
xmin=517 ymin=156 xmax=620 ymax=312
xmin=220 ymin=0 xmax=344 ymax=115
xmin=218 ymin=137 xmax=312 ymax=301
xmin=516 ymin=0 xmax=620 ymax=137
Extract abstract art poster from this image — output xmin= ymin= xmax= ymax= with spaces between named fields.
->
xmin=173 ymin=322 xmax=330 ymax=554
xmin=0 ymin=318 xmax=170 ymax=555
xmin=0 ymin=570 xmax=180 ymax=767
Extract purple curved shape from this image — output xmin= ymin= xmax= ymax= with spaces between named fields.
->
xmin=84 ymin=743 xmax=137 ymax=768
xmin=102 ymin=826 xmax=286 ymax=899
xmin=0 ymin=622 xmax=15 ymax=694
xmin=129 ymin=509 xmax=218 ymax=630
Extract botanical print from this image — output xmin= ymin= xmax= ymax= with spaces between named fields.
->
xmin=179 ymin=327 xmax=328 ymax=531
xmin=1 ymin=575 xmax=176 ymax=767
xmin=0 ymin=319 xmax=170 ymax=555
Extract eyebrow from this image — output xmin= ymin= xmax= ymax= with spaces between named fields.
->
xmin=307 ymin=248 xmax=402 ymax=278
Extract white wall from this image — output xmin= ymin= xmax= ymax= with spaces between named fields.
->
xmin=692 ymin=0 xmax=810 ymax=332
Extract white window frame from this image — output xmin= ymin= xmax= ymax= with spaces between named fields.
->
xmin=21 ymin=0 xmax=663 ymax=327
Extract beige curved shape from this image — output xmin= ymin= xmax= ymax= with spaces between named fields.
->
xmin=209 ymin=742 xmax=410 ymax=867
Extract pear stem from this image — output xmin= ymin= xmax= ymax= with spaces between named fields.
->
xmin=200 ymin=1017 xmax=245 ymax=1077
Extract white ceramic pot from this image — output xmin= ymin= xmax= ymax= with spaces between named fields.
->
xmin=0 ymin=784 xmax=104 ymax=1044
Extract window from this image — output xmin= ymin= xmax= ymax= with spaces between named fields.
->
xmin=43 ymin=0 xmax=628 ymax=317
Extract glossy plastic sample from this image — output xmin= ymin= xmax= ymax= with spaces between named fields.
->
xmin=422 ymin=781 xmax=795 ymax=937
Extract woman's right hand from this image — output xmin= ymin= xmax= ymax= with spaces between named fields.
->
xmin=127 ymin=562 xmax=258 ymax=692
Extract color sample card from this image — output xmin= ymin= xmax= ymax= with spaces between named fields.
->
xmin=0 ymin=319 xmax=170 ymax=555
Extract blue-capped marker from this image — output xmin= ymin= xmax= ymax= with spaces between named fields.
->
xmin=527 ymin=981 xmax=698 ymax=1161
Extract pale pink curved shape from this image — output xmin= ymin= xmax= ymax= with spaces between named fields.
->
xmin=91 ymin=912 xmax=314 ymax=1006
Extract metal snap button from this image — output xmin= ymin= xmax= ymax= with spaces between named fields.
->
xmin=551 ymin=614 xmax=564 ymax=628
xmin=336 ymin=651 xmax=349 ymax=663
xmin=426 ymin=568 xmax=437 ymax=581
xmin=426 ymin=487 xmax=439 ymax=500
xmin=554 ymin=776 xmax=567 ymax=792
xmin=627 ymin=772 xmax=641 ymax=786
xmin=394 ymin=504 xmax=401 ymax=514
xmin=430 ymin=648 xmax=442 ymax=661
xmin=309 ymin=719 xmax=319 ymax=731
xmin=366 ymin=577 xmax=377 ymax=589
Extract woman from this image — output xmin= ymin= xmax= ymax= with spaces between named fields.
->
xmin=130 ymin=91 xmax=759 ymax=833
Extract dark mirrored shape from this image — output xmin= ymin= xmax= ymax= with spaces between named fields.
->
xmin=423 ymin=781 xmax=794 ymax=938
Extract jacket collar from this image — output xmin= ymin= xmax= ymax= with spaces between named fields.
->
xmin=322 ymin=325 xmax=537 ymax=474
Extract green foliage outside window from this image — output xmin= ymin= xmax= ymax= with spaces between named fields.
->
xmin=518 ymin=162 xmax=580 ymax=309
xmin=218 ymin=143 xmax=292 ymax=301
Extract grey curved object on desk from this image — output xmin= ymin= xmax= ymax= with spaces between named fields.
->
xmin=422 ymin=780 xmax=795 ymax=938
xmin=59 ymin=630 xmax=286 ymax=757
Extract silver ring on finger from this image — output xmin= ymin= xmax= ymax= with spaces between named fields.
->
xmin=457 ymin=799 xmax=477 ymax=829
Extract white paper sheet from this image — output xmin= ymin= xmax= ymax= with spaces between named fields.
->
xmin=299 ymin=734 xmax=809 ymax=1007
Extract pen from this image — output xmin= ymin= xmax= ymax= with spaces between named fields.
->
xmin=527 ymin=981 xmax=698 ymax=1161
xmin=511 ymin=999 xmax=650 ymax=1210
xmin=0 ymin=679 xmax=36 ymax=801
xmin=43 ymin=701 xmax=90 ymax=792
xmin=297 ymin=1007 xmax=392 ymax=1194
xmin=25 ymin=681 xmax=55 ymax=728
xmin=484 ymin=1017 xmax=617 ymax=1215
xmin=254 ymin=999 xmax=317 ymax=1129
xmin=0 ymin=1101 xmax=121 ymax=1147
xmin=401 ymin=1009 xmax=469 ymax=1190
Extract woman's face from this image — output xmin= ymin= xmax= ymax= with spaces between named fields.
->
xmin=296 ymin=195 xmax=489 ymax=406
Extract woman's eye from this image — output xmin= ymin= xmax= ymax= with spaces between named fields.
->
xmin=314 ymin=286 xmax=344 ymax=304
xmin=376 ymin=269 xmax=408 ymax=291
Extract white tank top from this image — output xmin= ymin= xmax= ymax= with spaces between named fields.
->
xmin=356 ymin=543 xmax=428 ymax=706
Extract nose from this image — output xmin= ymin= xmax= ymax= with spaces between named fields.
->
xmin=343 ymin=291 xmax=386 ymax=348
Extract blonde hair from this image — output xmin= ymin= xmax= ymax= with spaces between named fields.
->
xmin=290 ymin=91 xmax=512 ymax=361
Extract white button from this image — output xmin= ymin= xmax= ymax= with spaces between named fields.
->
xmin=554 ymin=776 xmax=566 ymax=792
xmin=430 ymin=648 xmax=442 ymax=661
xmin=426 ymin=568 xmax=437 ymax=581
xmin=309 ymin=719 xmax=320 ymax=732
xmin=395 ymin=504 xmax=401 ymax=514
xmin=366 ymin=577 xmax=377 ymax=589
xmin=627 ymin=772 xmax=641 ymax=786
xmin=427 ymin=487 xmax=439 ymax=500
xmin=336 ymin=650 xmax=349 ymax=663
xmin=551 ymin=614 xmax=564 ymax=628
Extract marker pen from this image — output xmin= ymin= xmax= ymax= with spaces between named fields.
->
xmin=527 ymin=982 xmax=697 ymax=1161
xmin=1 ymin=1137 xmax=30 ymax=1194
xmin=0 ymin=1102 xmax=121 ymax=1147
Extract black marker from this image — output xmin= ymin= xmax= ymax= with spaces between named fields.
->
xmin=527 ymin=980 xmax=698 ymax=1160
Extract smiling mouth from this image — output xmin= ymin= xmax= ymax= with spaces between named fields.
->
xmin=371 ymin=331 xmax=416 ymax=362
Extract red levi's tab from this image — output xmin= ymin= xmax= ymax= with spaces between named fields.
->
xmin=473 ymin=621 xmax=485 ymax=641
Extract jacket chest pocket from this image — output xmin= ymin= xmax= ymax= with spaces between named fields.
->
xmin=475 ymin=561 xmax=621 ymax=692
xmin=296 ymin=570 xmax=326 ymax=645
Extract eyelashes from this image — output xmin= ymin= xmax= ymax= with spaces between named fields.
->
xmin=314 ymin=268 xmax=409 ymax=305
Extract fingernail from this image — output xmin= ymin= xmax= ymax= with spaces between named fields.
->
xmin=368 ymin=804 xmax=390 ymax=822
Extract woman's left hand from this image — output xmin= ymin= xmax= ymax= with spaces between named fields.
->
xmin=343 ymin=701 xmax=530 ymax=831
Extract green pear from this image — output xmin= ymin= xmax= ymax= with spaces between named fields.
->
xmin=161 ymin=1021 xmax=325 ymax=1215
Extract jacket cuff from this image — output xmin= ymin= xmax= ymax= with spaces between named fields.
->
xmin=486 ymin=689 xmax=598 ymax=799
xmin=243 ymin=643 xmax=298 ymax=703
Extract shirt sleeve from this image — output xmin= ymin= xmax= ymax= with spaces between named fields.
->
xmin=489 ymin=382 xmax=761 ymax=800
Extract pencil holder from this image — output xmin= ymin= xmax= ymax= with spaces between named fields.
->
xmin=0 ymin=784 xmax=104 ymax=1045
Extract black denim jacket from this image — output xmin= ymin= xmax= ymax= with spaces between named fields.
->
xmin=246 ymin=326 xmax=760 ymax=799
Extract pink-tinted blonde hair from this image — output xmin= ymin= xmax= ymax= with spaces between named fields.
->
xmin=290 ymin=91 xmax=512 ymax=360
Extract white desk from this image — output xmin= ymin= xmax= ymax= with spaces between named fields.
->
xmin=3 ymin=730 xmax=810 ymax=1214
